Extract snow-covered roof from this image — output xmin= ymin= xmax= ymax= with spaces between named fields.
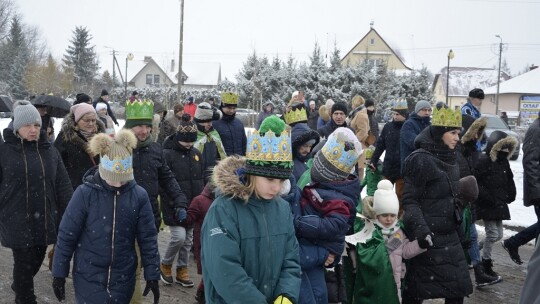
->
xmin=484 ymin=68 xmax=540 ymax=95
xmin=437 ymin=67 xmax=509 ymax=96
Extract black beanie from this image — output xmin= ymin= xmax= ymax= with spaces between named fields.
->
xmin=365 ymin=99 xmax=375 ymax=108
xmin=74 ymin=93 xmax=91 ymax=105
xmin=331 ymin=102 xmax=348 ymax=115
xmin=175 ymin=114 xmax=198 ymax=142
xmin=430 ymin=125 xmax=460 ymax=141
xmin=101 ymin=89 xmax=109 ymax=96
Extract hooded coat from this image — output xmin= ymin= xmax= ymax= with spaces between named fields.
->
xmin=307 ymin=106 xmax=319 ymax=130
xmin=371 ymin=120 xmax=404 ymax=182
xmin=0 ymin=129 xmax=73 ymax=248
xmin=186 ymin=183 xmax=215 ymax=274
xmin=212 ymin=113 xmax=247 ymax=156
xmin=93 ymin=97 xmax=119 ymax=125
xmin=202 ymin=156 xmax=301 ymax=304
xmin=399 ymin=112 xmax=431 ymax=172
xmin=54 ymin=113 xmax=106 ymax=189
xmin=402 ymin=126 xmax=473 ymax=300
xmin=523 ymin=117 xmax=540 ymax=207
xmin=291 ymin=123 xmax=320 ymax=181
xmin=474 ymin=131 xmax=517 ymax=221
xmin=195 ymin=126 xmax=227 ymax=181
xmin=52 ymin=169 xmax=159 ymax=303
xmin=256 ymin=101 xmax=275 ymax=129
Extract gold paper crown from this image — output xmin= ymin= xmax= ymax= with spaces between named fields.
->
xmin=125 ymin=99 xmax=154 ymax=120
xmin=284 ymin=107 xmax=308 ymax=125
xmin=221 ymin=92 xmax=239 ymax=105
xmin=392 ymin=99 xmax=408 ymax=110
xmin=246 ymin=130 xmax=292 ymax=162
xmin=432 ymin=107 xmax=462 ymax=128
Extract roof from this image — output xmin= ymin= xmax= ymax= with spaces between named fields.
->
xmin=484 ymin=67 xmax=540 ymax=95
xmin=435 ymin=67 xmax=510 ymax=97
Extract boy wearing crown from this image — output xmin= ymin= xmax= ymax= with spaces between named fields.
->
xmin=213 ymin=92 xmax=247 ymax=156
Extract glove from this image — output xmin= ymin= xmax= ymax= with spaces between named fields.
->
xmin=52 ymin=277 xmax=66 ymax=302
xmin=175 ymin=208 xmax=187 ymax=222
xmin=143 ymin=280 xmax=160 ymax=304
xmin=274 ymin=295 xmax=293 ymax=304
xmin=418 ymin=233 xmax=434 ymax=249
xmin=368 ymin=162 xmax=377 ymax=172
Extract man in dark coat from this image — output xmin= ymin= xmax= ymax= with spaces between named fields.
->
xmin=503 ymin=113 xmax=540 ymax=265
xmin=213 ymin=92 xmax=247 ymax=156
xmin=93 ymin=89 xmax=119 ymax=126
xmin=317 ymin=101 xmax=352 ymax=139
xmin=399 ymin=100 xmax=431 ymax=172
xmin=461 ymin=88 xmax=483 ymax=119
xmin=307 ymin=100 xmax=319 ymax=130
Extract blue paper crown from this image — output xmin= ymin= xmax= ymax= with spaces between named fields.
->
xmin=246 ymin=130 xmax=292 ymax=162
xmin=100 ymin=155 xmax=133 ymax=174
xmin=321 ymin=133 xmax=361 ymax=173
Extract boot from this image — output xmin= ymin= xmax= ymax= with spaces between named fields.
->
xmin=195 ymin=285 xmax=205 ymax=304
xmin=160 ymin=263 xmax=173 ymax=285
xmin=473 ymin=264 xmax=502 ymax=287
xmin=176 ymin=266 xmax=194 ymax=287
xmin=482 ymin=258 xmax=500 ymax=278
xmin=502 ymin=240 xmax=524 ymax=265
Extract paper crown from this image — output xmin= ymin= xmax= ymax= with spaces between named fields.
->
xmin=221 ymin=92 xmax=239 ymax=105
xmin=392 ymin=99 xmax=408 ymax=110
xmin=432 ymin=106 xmax=462 ymax=128
xmin=284 ymin=107 xmax=308 ymax=125
xmin=125 ymin=99 xmax=154 ymax=120
xmin=101 ymin=155 xmax=133 ymax=175
xmin=321 ymin=129 xmax=362 ymax=174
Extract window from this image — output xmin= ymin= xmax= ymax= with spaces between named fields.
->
xmin=154 ymin=75 xmax=160 ymax=85
xmin=370 ymin=38 xmax=375 ymax=45
xmin=366 ymin=58 xmax=382 ymax=67
xmin=146 ymin=74 xmax=153 ymax=85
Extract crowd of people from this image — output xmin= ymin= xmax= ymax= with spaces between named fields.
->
xmin=0 ymin=87 xmax=538 ymax=304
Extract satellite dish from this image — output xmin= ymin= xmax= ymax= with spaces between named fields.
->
xmin=127 ymin=53 xmax=134 ymax=61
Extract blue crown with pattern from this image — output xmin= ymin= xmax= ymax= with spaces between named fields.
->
xmin=101 ymin=155 xmax=133 ymax=175
xmin=321 ymin=129 xmax=362 ymax=173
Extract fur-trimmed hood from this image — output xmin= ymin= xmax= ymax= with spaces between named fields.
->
xmin=213 ymin=155 xmax=252 ymax=203
xmin=319 ymin=105 xmax=330 ymax=122
xmin=59 ymin=112 xmax=106 ymax=146
xmin=461 ymin=116 xmax=487 ymax=144
xmin=487 ymin=133 xmax=518 ymax=162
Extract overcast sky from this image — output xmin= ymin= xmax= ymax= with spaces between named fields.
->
xmin=16 ymin=0 xmax=540 ymax=80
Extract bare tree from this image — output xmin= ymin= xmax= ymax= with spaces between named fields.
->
xmin=0 ymin=0 xmax=16 ymax=41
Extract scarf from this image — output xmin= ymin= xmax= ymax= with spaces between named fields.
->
xmin=137 ymin=135 xmax=153 ymax=148
xmin=375 ymin=219 xmax=398 ymax=236
xmin=79 ymin=129 xmax=95 ymax=140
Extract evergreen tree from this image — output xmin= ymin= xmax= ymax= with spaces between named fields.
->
xmin=62 ymin=26 xmax=99 ymax=90
xmin=101 ymin=70 xmax=114 ymax=89
xmin=3 ymin=18 xmax=29 ymax=99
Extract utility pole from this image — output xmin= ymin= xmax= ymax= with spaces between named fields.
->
xmin=178 ymin=0 xmax=184 ymax=101
xmin=112 ymin=50 xmax=116 ymax=89
xmin=495 ymin=35 xmax=503 ymax=115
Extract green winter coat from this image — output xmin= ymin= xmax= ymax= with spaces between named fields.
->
xmin=202 ymin=156 xmax=301 ymax=304
xmin=361 ymin=163 xmax=384 ymax=196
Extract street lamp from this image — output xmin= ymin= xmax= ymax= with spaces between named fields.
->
xmin=125 ymin=53 xmax=134 ymax=102
xmin=446 ymin=49 xmax=454 ymax=106
xmin=495 ymin=35 xmax=503 ymax=115
xmin=178 ymin=0 xmax=184 ymax=99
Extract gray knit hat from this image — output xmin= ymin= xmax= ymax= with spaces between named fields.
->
xmin=414 ymin=100 xmax=432 ymax=113
xmin=13 ymin=100 xmax=42 ymax=134
xmin=194 ymin=102 xmax=221 ymax=123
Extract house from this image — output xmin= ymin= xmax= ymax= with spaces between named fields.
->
xmin=127 ymin=56 xmax=221 ymax=90
xmin=341 ymin=25 xmax=412 ymax=72
xmin=432 ymin=67 xmax=510 ymax=109
xmin=483 ymin=66 xmax=540 ymax=125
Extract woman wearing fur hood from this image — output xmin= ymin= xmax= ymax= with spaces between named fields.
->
xmin=55 ymin=103 xmax=106 ymax=189
xmin=201 ymin=116 xmax=300 ymax=304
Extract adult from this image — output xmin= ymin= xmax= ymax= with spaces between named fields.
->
xmin=365 ymin=98 xmax=379 ymax=142
xmin=52 ymin=130 xmax=160 ymax=304
xmin=307 ymin=100 xmax=319 ymax=130
xmin=73 ymin=92 xmax=92 ymax=105
xmin=184 ymin=96 xmax=197 ymax=118
xmin=55 ymin=103 xmax=105 ymax=189
xmin=348 ymin=95 xmax=371 ymax=181
xmin=317 ymin=101 xmax=351 ymax=139
xmin=213 ymin=92 xmax=247 ymax=156
xmin=400 ymin=100 xmax=431 ymax=172
xmin=153 ymin=101 xmax=167 ymax=143
xmin=0 ymin=101 xmax=73 ymax=304
xmin=93 ymin=89 xmax=119 ymax=126
xmin=291 ymin=122 xmax=320 ymax=181
xmin=255 ymin=101 xmax=275 ymax=129
xmin=194 ymin=102 xmax=226 ymax=181
xmin=461 ymin=88 xmax=483 ymax=119
xmin=34 ymin=105 xmax=55 ymax=142
xmin=502 ymin=113 xmax=540 ymax=264
xmin=159 ymin=103 xmax=184 ymax=143
xmin=317 ymin=99 xmax=334 ymax=129
xmin=129 ymin=90 xmax=139 ymax=103
xmin=402 ymin=109 xmax=473 ymax=303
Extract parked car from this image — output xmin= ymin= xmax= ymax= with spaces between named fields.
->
xmin=482 ymin=114 xmax=520 ymax=160
xmin=235 ymin=108 xmax=258 ymax=127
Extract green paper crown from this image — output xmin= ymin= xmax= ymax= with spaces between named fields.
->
xmin=221 ymin=92 xmax=239 ymax=105
xmin=125 ymin=99 xmax=154 ymax=120
xmin=432 ymin=107 xmax=462 ymax=128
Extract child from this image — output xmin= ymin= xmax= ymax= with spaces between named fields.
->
xmin=474 ymin=130 xmax=517 ymax=279
xmin=348 ymin=180 xmax=425 ymax=303
xmin=51 ymin=130 xmax=160 ymax=303
xmin=362 ymin=145 xmax=384 ymax=219
xmin=201 ymin=116 xmax=300 ymax=303
xmin=95 ymin=102 xmax=115 ymax=135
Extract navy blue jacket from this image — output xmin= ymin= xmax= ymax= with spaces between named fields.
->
xmin=371 ymin=120 xmax=404 ymax=182
xmin=461 ymin=100 xmax=481 ymax=119
xmin=52 ymin=169 xmax=160 ymax=303
xmin=213 ymin=115 xmax=247 ymax=156
xmin=399 ymin=113 xmax=431 ymax=172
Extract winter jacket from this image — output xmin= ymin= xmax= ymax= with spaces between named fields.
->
xmin=291 ymin=123 xmax=320 ymax=181
xmin=399 ymin=112 xmax=431 ymax=172
xmin=371 ymin=120 xmax=403 ymax=182
xmin=367 ymin=110 xmax=379 ymax=141
xmin=461 ymin=100 xmax=481 ymax=119
xmin=184 ymin=102 xmax=197 ymax=118
xmin=349 ymin=106 xmax=370 ymax=145
xmin=54 ymin=113 xmax=106 ymax=189
xmin=523 ymin=118 xmax=540 ymax=207
xmin=0 ymin=129 xmax=73 ymax=248
xmin=185 ymin=183 xmax=214 ymax=275
xmin=93 ymin=97 xmax=118 ymax=125
xmin=317 ymin=119 xmax=353 ymax=140
xmin=158 ymin=114 xmax=181 ymax=144
xmin=255 ymin=102 xmax=275 ymax=129
xmin=520 ymin=241 xmax=540 ymax=304
xmin=402 ymin=127 xmax=473 ymax=300
xmin=160 ymin=135 xmax=205 ymax=226
xmin=97 ymin=113 xmax=115 ymax=135
xmin=361 ymin=162 xmax=383 ymax=196
xmin=52 ymin=169 xmax=159 ymax=303
xmin=307 ymin=108 xmax=319 ymax=130
xmin=133 ymin=140 xmax=188 ymax=231
xmin=213 ymin=115 xmax=247 ymax=156
xmin=202 ymin=156 xmax=301 ymax=304
xmin=474 ymin=131 xmax=517 ymax=221
xmin=195 ymin=127 xmax=226 ymax=181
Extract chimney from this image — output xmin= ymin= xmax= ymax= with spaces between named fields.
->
xmin=144 ymin=56 xmax=152 ymax=63
xmin=171 ymin=59 xmax=175 ymax=72
xmin=530 ymin=64 xmax=538 ymax=71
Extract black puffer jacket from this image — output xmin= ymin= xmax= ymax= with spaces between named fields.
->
xmin=0 ymin=129 xmax=73 ymax=248
xmin=402 ymin=126 xmax=473 ymax=300
xmin=212 ymin=115 xmax=247 ymax=156
xmin=317 ymin=119 xmax=353 ymax=139
xmin=474 ymin=131 xmax=517 ymax=221
xmin=133 ymin=141 xmax=188 ymax=230
xmin=371 ymin=120 xmax=403 ymax=182
xmin=523 ymin=118 xmax=540 ymax=207
xmin=160 ymin=135 xmax=205 ymax=226
xmin=54 ymin=113 xmax=106 ymax=189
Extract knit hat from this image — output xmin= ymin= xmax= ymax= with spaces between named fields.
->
xmin=457 ymin=175 xmax=478 ymax=204
xmin=101 ymin=89 xmax=109 ymax=97
xmin=246 ymin=115 xmax=293 ymax=179
xmin=414 ymin=100 xmax=432 ymax=113
xmin=95 ymin=102 xmax=107 ymax=112
xmin=124 ymin=99 xmax=154 ymax=128
xmin=373 ymin=180 xmax=399 ymax=216
xmin=331 ymin=101 xmax=348 ymax=115
xmin=71 ymin=103 xmax=96 ymax=122
xmin=194 ymin=102 xmax=221 ymax=123
xmin=365 ymin=99 xmax=375 ymax=108
xmin=311 ymin=127 xmax=362 ymax=183
xmin=89 ymin=129 xmax=137 ymax=183
xmin=132 ymin=91 xmax=138 ymax=96
xmin=187 ymin=96 xmax=194 ymax=103
xmin=75 ymin=93 xmax=91 ymax=104
xmin=175 ymin=114 xmax=198 ymax=142
xmin=12 ymin=101 xmax=42 ymax=134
